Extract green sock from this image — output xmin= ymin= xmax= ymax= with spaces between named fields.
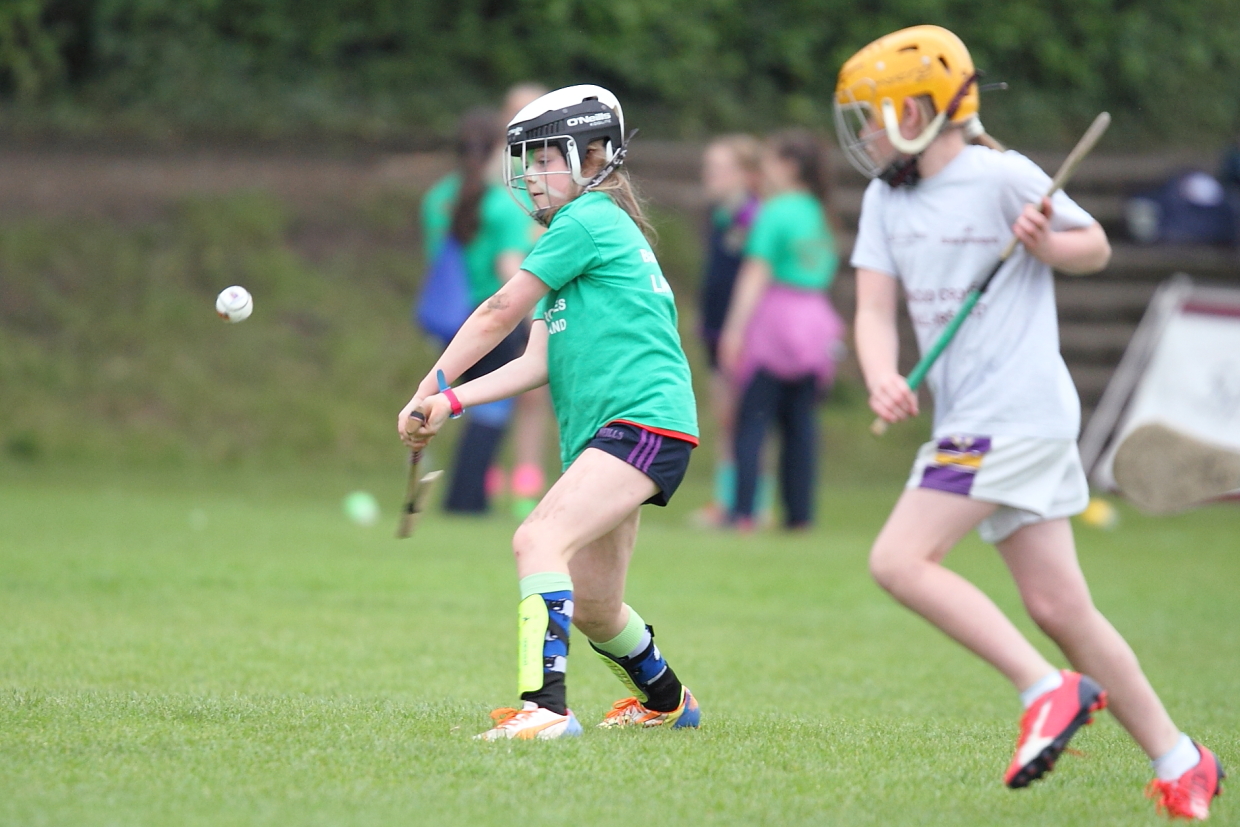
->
xmin=714 ymin=462 xmax=735 ymax=511
xmin=518 ymin=572 xmax=572 ymax=600
xmin=756 ymin=473 xmax=775 ymax=518
xmin=592 ymin=605 xmax=647 ymax=658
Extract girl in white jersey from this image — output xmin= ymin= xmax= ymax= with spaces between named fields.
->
xmin=837 ymin=26 xmax=1222 ymax=820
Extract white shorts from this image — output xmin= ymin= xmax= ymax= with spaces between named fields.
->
xmin=905 ymin=435 xmax=1090 ymax=544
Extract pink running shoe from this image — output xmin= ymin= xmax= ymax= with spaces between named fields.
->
xmin=1146 ymin=743 xmax=1225 ymax=821
xmin=1005 ymin=670 xmax=1107 ymax=788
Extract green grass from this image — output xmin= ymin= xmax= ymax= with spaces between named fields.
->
xmin=2 ymin=464 xmax=1237 ymax=826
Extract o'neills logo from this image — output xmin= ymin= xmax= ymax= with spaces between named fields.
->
xmin=508 ymin=126 xmax=523 ymax=136
xmin=566 ymin=113 xmax=611 ymax=126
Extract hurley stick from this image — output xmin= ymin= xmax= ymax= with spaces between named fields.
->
xmin=871 ymin=111 xmax=1111 ymax=436
xmin=396 ymin=410 xmax=440 ymax=538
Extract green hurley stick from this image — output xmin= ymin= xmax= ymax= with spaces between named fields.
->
xmin=870 ymin=111 xmax=1111 ymax=437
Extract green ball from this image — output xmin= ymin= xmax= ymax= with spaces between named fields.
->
xmin=342 ymin=491 xmax=380 ymax=526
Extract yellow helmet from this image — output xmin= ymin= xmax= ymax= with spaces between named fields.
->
xmin=834 ymin=25 xmax=982 ymax=180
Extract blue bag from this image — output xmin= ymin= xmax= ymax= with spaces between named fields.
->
xmin=1125 ymin=171 xmax=1239 ymax=246
xmin=415 ymin=236 xmax=473 ymax=344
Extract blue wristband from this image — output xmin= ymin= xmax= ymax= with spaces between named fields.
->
xmin=437 ymin=369 xmax=463 ymax=419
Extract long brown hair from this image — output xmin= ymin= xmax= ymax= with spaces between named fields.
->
xmin=449 ymin=107 xmax=502 ymax=244
xmin=581 ymin=139 xmax=656 ymax=243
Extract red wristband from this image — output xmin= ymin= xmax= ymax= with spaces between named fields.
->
xmin=442 ymin=386 xmax=464 ymax=419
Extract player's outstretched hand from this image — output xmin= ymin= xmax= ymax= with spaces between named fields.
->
xmin=1013 ymin=197 xmax=1054 ymax=261
xmin=868 ymin=372 xmax=919 ymax=423
xmin=397 ymin=395 xmax=451 ymax=450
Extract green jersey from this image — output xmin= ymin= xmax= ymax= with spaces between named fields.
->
xmin=421 ymin=173 xmax=538 ymax=308
xmin=522 ymin=192 xmax=699 ymax=469
xmin=744 ymin=191 xmax=838 ymax=290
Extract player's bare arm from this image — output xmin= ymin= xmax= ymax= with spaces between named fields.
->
xmin=1013 ymin=197 xmax=1111 ymax=275
xmin=413 ymin=269 xmax=549 ymax=400
xmin=400 ymin=321 xmax=552 ymax=448
xmin=717 ymin=256 xmax=772 ymax=371
xmin=854 ymin=267 xmax=919 ymax=422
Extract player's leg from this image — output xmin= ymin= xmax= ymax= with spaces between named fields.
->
xmin=999 ymin=519 xmax=1224 ymax=814
xmin=776 ymin=374 xmax=817 ymax=529
xmin=872 ymin=488 xmax=1105 ymax=789
xmin=568 ymin=511 xmax=700 ymax=728
xmin=694 ymin=367 xmax=737 ymax=525
xmin=870 ymin=488 xmax=1059 ymax=689
xmin=443 ymin=410 xmax=508 ymax=512
xmin=999 ymin=518 xmax=1176 ymax=757
xmin=477 ymin=447 xmax=657 ymax=740
xmin=510 ymin=385 xmax=550 ymax=519
xmin=732 ymin=369 xmax=779 ymax=527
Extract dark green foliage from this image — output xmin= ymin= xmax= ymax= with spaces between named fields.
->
xmin=1 ymin=0 xmax=1238 ymax=145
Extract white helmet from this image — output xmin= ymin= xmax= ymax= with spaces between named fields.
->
xmin=504 ymin=84 xmax=629 ymax=221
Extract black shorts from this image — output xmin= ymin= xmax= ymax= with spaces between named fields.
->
xmin=585 ymin=421 xmax=695 ymax=507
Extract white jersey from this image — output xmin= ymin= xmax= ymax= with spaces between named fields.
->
xmin=851 ymin=145 xmax=1096 ymax=440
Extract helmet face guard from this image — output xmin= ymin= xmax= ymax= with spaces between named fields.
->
xmin=833 ymin=88 xmax=894 ymax=181
xmin=505 ymin=90 xmax=626 ymax=222
xmin=833 ymin=25 xmax=983 ymax=183
xmin=834 ymin=76 xmax=978 ymax=183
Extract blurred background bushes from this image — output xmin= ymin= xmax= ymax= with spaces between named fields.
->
xmin=1 ymin=0 xmax=1238 ymax=147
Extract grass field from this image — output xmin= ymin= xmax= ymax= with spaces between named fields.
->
xmin=2 ymin=462 xmax=1237 ymax=826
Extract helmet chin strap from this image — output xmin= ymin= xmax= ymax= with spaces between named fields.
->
xmin=879 ymin=155 xmax=922 ymax=188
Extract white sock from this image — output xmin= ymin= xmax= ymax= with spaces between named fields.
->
xmin=1019 ymin=670 xmax=1064 ymax=709
xmin=1153 ymin=733 xmax=1200 ymax=781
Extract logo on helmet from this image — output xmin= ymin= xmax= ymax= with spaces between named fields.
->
xmin=566 ymin=113 xmax=612 ymax=127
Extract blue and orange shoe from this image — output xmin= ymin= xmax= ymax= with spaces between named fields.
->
xmin=1005 ymin=670 xmax=1107 ymax=788
xmin=474 ymin=702 xmax=583 ymax=741
xmin=1146 ymin=743 xmax=1225 ymax=821
xmin=598 ymin=686 xmax=701 ymax=729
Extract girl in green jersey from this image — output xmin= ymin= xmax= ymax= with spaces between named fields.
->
xmin=718 ymin=130 xmax=843 ymax=530
xmin=398 ymin=85 xmax=701 ymax=740
xmin=419 ymin=107 xmax=538 ymax=515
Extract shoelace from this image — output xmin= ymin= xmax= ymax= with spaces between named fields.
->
xmin=488 ymin=707 xmax=526 ymax=728
xmin=1145 ymin=778 xmax=1201 ymax=819
xmin=604 ymin=697 xmax=653 ymax=721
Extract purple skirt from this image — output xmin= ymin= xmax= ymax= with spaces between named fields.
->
xmin=735 ymin=284 xmax=845 ymax=392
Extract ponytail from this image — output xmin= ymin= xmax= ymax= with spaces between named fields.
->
xmin=592 ymin=170 xmax=656 ymax=244
xmin=963 ymin=114 xmax=1006 ymax=151
xmin=970 ymin=131 xmax=1007 ymax=152
xmin=580 ymin=140 xmax=657 ymax=244
xmin=449 ymin=108 xmax=502 ymax=244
